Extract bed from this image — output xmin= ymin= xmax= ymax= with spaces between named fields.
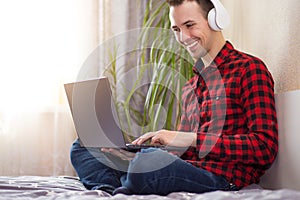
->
xmin=1 ymin=176 xmax=300 ymax=200
xmin=1 ymin=91 xmax=300 ymax=200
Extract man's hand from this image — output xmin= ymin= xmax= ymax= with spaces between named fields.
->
xmin=101 ymin=148 xmax=136 ymax=161
xmin=132 ymin=129 xmax=197 ymax=148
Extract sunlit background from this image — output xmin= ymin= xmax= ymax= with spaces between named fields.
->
xmin=0 ymin=0 xmax=99 ymax=175
xmin=0 ymin=0 xmax=95 ymax=113
xmin=0 ymin=0 xmax=143 ymax=176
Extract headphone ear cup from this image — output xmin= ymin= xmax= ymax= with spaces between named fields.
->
xmin=207 ymin=8 xmax=222 ymax=31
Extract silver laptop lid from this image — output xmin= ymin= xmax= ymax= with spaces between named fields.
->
xmin=64 ymin=77 xmax=127 ymax=148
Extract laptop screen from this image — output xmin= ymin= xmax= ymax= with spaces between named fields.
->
xmin=64 ymin=77 xmax=127 ymax=148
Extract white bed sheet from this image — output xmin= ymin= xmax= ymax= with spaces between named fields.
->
xmin=0 ymin=176 xmax=299 ymax=200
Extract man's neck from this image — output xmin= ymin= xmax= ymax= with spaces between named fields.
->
xmin=202 ymin=34 xmax=226 ymax=67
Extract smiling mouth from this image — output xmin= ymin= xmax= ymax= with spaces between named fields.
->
xmin=183 ymin=40 xmax=199 ymax=52
xmin=186 ymin=41 xmax=198 ymax=48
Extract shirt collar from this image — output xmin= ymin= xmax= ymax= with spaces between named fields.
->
xmin=192 ymin=41 xmax=234 ymax=75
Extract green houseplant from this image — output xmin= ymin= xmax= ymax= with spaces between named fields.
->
xmin=104 ymin=1 xmax=194 ymax=141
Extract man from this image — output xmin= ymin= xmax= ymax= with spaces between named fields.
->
xmin=70 ymin=0 xmax=278 ymax=195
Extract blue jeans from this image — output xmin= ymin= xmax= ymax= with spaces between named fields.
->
xmin=70 ymin=139 xmax=234 ymax=195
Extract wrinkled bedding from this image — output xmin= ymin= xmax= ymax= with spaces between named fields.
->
xmin=0 ymin=176 xmax=300 ymax=200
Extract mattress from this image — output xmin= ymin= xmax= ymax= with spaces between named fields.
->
xmin=0 ymin=176 xmax=299 ymax=200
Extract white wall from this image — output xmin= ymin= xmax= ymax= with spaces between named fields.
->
xmin=222 ymin=0 xmax=300 ymax=93
xmin=260 ymin=90 xmax=300 ymax=191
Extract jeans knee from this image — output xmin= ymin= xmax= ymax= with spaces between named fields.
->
xmin=128 ymin=148 xmax=177 ymax=173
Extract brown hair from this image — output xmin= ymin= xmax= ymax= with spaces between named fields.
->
xmin=166 ymin=0 xmax=214 ymax=18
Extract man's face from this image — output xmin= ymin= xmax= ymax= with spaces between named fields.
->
xmin=169 ymin=1 xmax=212 ymax=61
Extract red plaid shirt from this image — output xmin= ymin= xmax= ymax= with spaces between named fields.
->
xmin=179 ymin=41 xmax=278 ymax=188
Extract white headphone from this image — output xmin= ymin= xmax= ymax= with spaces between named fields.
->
xmin=207 ymin=0 xmax=230 ymax=31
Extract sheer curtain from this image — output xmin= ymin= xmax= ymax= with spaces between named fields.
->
xmin=0 ymin=0 xmax=99 ymax=176
xmin=0 ymin=0 xmax=146 ymax=176
xmin=98 ymin=0 xmax=146 ymax=75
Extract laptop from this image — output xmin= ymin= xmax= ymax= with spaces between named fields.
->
xmin=64 ymin=77 xmax=184 ymax=152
